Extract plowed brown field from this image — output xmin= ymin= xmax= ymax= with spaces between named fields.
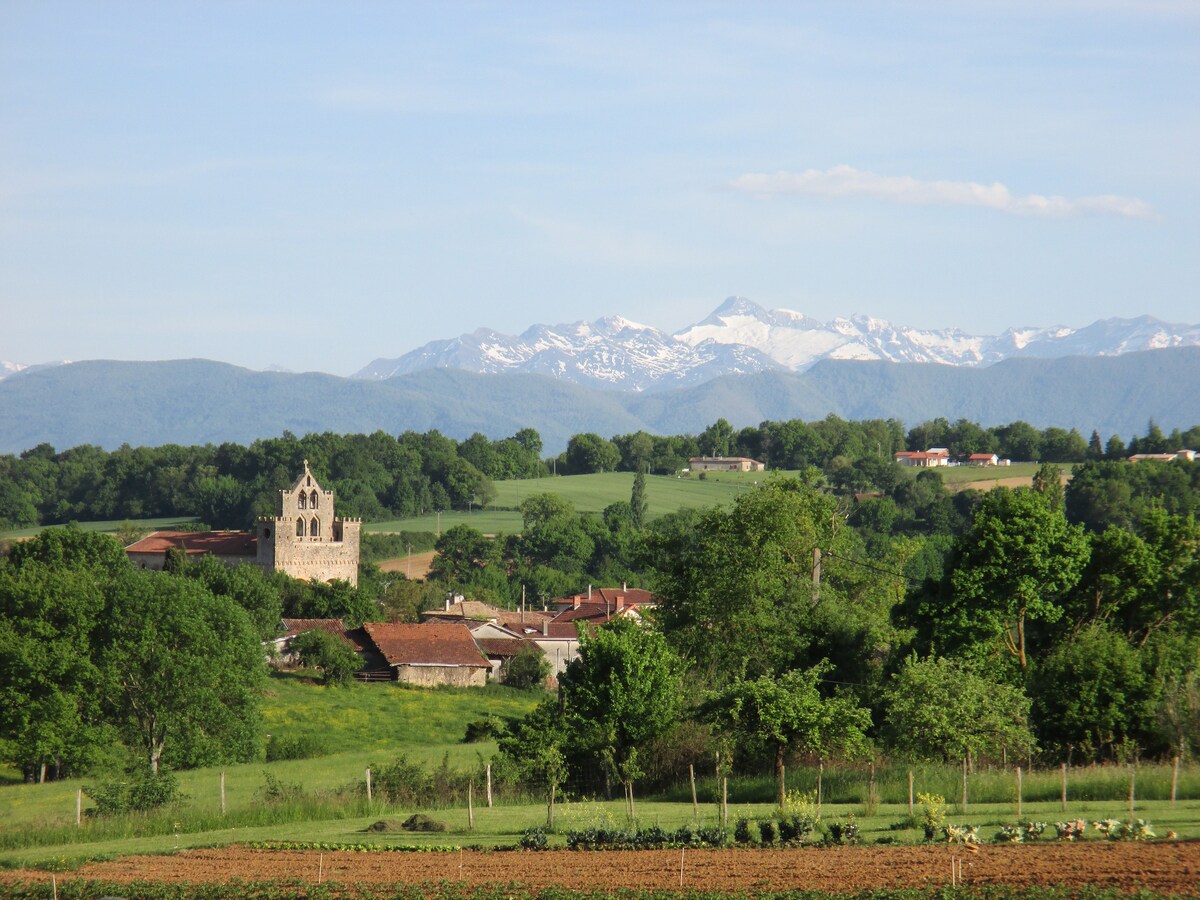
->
xmin=3 ymin=842 xmax=1199 ymax=894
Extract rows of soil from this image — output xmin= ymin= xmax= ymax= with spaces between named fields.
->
xmin=4 ymin=842 xmax=1199 ymax=894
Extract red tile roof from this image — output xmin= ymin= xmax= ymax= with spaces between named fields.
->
xmin=280 ymin=618 xmax=347 ymax=638
xmin=475 ymin=637 xmax=540 ymax=658
xmin=361 ymin=622 xmax=490 ymax=669
xmin=125 ymin=530 xmax=257 ymax=557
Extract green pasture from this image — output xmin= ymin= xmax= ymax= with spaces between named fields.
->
xmin=368 ymin=471 xmax=763 ymax=534
xmin=2 ymin=674 xmax=1199 ymax=870
xmin=0 ymin=517 xmax=199 ymax=541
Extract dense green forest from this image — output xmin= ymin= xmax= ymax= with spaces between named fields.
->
xmin=2 ymin=417 xmax=1199 ymax=799
xmin=3 ymin=416 xmax=1198 ymax=530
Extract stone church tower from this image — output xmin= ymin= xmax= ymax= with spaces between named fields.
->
xmin=256 ymin=460 xmax=361 ymax=586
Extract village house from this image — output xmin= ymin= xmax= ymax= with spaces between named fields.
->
xmin=688 ymin=456 xmax=766 ymax=473
xmin=357 ymin=622 xmax=492 ymax=687
xmin=967 ymin=453 xmax=1000 ymax=466
xmin=267 ymin=617 xmax=348 ymax=665
xmin=894 ymin=448 xmax=951 ymax=467
xmin=123 ymin=461 xmax=361 ymax=585
xmin=1129 ymin=449 xmax=1196 ymax=463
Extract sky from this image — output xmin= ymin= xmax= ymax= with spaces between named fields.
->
xmin=1 ymin=1 xmax=1197 ymax=376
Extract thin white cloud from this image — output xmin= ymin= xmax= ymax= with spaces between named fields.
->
xmin=730 ymin=165 xmax=1153 ymax=219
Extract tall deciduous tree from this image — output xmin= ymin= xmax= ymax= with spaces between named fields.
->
xmin=96 ymin=570 xmax=263 ymax=774
xmin=940 ymin=488 xmax=1088 ymax=669
xmin=558 ymin=618 xmax=680 ymax=808
xmin=0 ymin=563 xmax=108 ymax=781
xmin=704 ymin=663 xmax=870 ymax=804
xmin=646 ymin=478 xmax=851 ymax=680
xmin=882 ymin=655 xmax=1035 ymax=763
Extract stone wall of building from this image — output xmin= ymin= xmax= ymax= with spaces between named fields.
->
xmin=256 ymin=460 xmax=361 ymax=586
xmin=393 ymin=664 xmax=488 ymax=688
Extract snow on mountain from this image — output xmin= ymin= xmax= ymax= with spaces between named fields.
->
xmin=353 ymin=299 xmax=1200 ymax=392
xmin=0 ymin=360 xmax=71 ymax=382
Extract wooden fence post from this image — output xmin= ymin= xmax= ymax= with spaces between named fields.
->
xmin=689 ymin=764 xmax=698 ymax=819
xmin=908 ymin=769 xmax=914 ymax=816
xmin=76 ymin=788 xmax=82 ymax=826
xmin=468 ymin=781 xmax=474 ymax=831
xmin=779 ymin=763 xmax=786 ymax=809
xmin=722 ymin=777 xmax=728 ymax=826
xmin=1128 ymin=765 xmax=1135 ymax=820
xmin=486 ymin=764 xmax=493 ymax=808
xmin=818 ymin=760 xmax=824 ymax=816
xmin=1061 ymin=762 xmax=1067 ymax=812
xmin=220 ymin=771 xmax=226 ymax=816
xmin=1172 ymin=756 xmax=1180 ymax=807
xmin=1016 ymin=767 xmax=1022 ymax=819
xmin=961 ymin=757 xmax=968 ymax=811
xmin=365 ymin=767 xmax=372 ymax=803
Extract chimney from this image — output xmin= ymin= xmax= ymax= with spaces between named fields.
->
xmin=542 ymin=619 xmax=549 ymax=636
xmin=622 ymin=581 xmax=627 ymax=592
xmin=445 ymin=592 xmax=452 ymax=612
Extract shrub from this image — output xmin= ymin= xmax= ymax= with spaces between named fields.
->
xmin=402 ymin=813 xmax=447 ymax=832
xmin=265 ymin=733 xmax=328 ymax=761
xmin=520 ymin=826 xmax=548 ymax=850
xmin=827 ymin=815 xmax=859 ymax=845
xmin=758 ymin=819 xmax=778 ymax=845
xmin=463 ymin=716 xmax=506 ymax=743
xmin=734 ymin=817 xmax=759 ymax=846
xmin=259 ymin=770 xmax=305 ymax=804
xmin=506 ymin=646 xmax=552 ymax=690
xmin=917 ymin=792 xmax=946 ymax=841
xmin=84 ymin=768 xmax=181 ymax=816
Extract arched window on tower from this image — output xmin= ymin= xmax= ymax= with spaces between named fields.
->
xmin=310 ymin=490 xmax=319 ymax=508
xmin=295 ymin=517 xmax=305 ymax=537
xmin=310 ymin=517 xmax=320 ymax=537
xmin=298 ymin=492 xmax=307 ymax=510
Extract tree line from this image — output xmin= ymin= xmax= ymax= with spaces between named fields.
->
xmin=3 ymin=418 xmax=1196 ymax=531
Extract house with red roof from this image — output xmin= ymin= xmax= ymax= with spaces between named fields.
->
xmin=358 ymin=622 xmax=492 ymax=687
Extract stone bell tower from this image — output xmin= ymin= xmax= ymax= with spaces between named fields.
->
xmin=256 ymin=460 xmax=361 ymax=586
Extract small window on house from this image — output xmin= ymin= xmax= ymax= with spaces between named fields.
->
xmin=296 ymin=517 xmax=305 ymax=537
xmin=310 ymin=517 xmax=320 ymax=537
xmin=310 ymin=490 xmax=319 ymax=508
xmin=298 ymin=492 xmax=307 ymax=510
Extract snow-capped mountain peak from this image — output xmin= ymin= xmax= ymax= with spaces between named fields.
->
xmin=351 ymin=299 xmax=1200 ymax=392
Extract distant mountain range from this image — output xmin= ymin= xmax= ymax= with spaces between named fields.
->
xmin=2 ymin=349 xmax=1199 ymax=455
xmin=351 ymin=297 xmax=1200 ymax=391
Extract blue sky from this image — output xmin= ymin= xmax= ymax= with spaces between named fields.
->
xmin=2 ymin=1 xmax=1196 ymax=376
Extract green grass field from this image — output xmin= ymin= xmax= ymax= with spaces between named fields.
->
xmin=367 ymin=471 xmax=762 ymax=534
xmin=2 ymin=674 xmax=1198 ymax=870
xmin=0 ymin=516 xmax=200 ymax=541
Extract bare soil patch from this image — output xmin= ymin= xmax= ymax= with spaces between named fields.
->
xmin=377 ymin=550 xmax=436 ymax=580
xmin=3 ymin=842 xmax=1198 ymax=894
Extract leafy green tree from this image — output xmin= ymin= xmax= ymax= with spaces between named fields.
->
xmin=429 ymin=525 xmax=501 ymax=585
xmin=505 ymin=644 xmax=551 ymax=690
xmin=0 ymin=563 xmax=108 ymax=780
xmin=558 ymin=618 xmax=681 ymax=808
xmin=939 ymin=488 xmax=1088 ymax=669
xmin=96 ymin=570 xmax=264 ymax=774
xmin=7 ymin=525 xmax=130 ymax=579
xmin=564 ymin=433 xmax=620 ymax=474
xmin=290 ymin=629 xmax=361 ymax=685
xmin=646 ymin=478 xmax=854 ymax=680
xmin=630 ymin=470 xmax=648 ymax=531
xmin=881 ymin=655 xmax=1035 ymax=763
xmin=498 ymin=699 xmax=567 ymax=826
xmin=704 ymin=663 xmax=870 ymax=804
xmin=1031 ymin=625 xmax=1153 ymax=762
